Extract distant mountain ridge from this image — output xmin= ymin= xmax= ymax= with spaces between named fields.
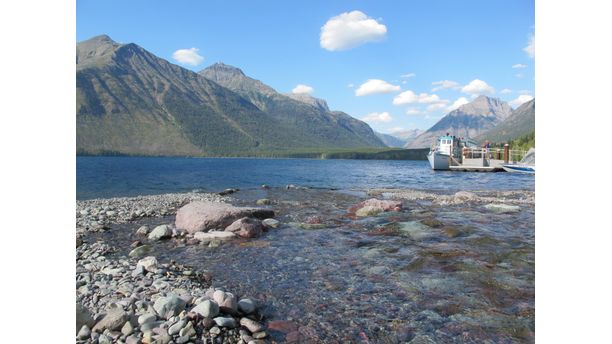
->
xmin=477 ymin=99 xmax=535 ymax=143
xmin=76 ymin=35 xmax=384 ymax=156
xmin=406 ymin=95 xmax=514 ymax=148
xmin=374 ymin=129 xmax=423 ymax=147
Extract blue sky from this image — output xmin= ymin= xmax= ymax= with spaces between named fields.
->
xmin=77 ymin=0 xmax=534 ymax=135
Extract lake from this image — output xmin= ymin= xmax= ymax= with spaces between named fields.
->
xmin=77 ymin=156 xmax=534 ymax=199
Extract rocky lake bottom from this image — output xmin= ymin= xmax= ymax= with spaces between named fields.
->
xmin=76 ymin=187 xmax=534 ymax=344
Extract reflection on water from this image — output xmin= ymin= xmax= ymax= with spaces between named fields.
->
xmin=96 ymin=188 xmax=534 ymax=343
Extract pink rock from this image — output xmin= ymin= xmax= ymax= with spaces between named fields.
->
xmin=348 ymin=198 xmax=402 ymax=214
xmin=225 ymin=217 xmax=263 ymax=238
xmin=306 ymin=216 xmax=322 ymax=224
xmin=175 ymin=202 xmax=274 ymax=234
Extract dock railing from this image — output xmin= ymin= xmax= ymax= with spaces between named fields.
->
xmin=461 ymin=147 xmax=526 ymax=164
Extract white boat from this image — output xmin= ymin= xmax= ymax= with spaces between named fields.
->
xmin=502 ymin=164 xmax=535 ymax=173
xmin=427 ymin=135 xmax=475 ymax=170
xmin=502 ymin=148 xmax=535 ymax=174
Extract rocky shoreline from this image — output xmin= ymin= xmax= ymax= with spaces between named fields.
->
xmin=77 ymin=187 xmax=535 ymax=343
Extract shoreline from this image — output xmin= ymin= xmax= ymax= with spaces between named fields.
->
xmin=77 ymin=186 xmax=535 ymax=343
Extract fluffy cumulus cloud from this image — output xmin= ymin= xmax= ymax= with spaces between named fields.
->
xmin=500 ymin=88 xmax=513 ymax=94
xmin=524 ymin=33 xmax=535 ymax=58
xmin=361 ymin=111 xmax=392 ymax=123
xmin=320 ymin=10 xmax=387 ymax=51
xmin=512 ymin=63 xmax=527 ymax=69
xmin=461 ymin=79 xmax=495 ymax=95
xmin=292 ymin=84 xmax=314 ymax=95
xmin=355 ymin=79 xmax=400 ymax=96
xmin=431 ymin=80 xmax=460 ymax=92
xmin=392 ymin=90 xmax=447 ymax=105
xmin=510 ymin=94 xmax=534 ymax=108
xmin=172 ymin=48 xmax=204 ymax=66
xmin=447 ymin=97 xmax=470 ymax=112
xmin=427 ymin=103 xmax=447 ymax=112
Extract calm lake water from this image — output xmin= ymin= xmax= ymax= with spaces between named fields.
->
xmin=77 ymin=156 xmax=534 ymax=199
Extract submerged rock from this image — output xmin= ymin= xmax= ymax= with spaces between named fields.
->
xmin=194 ymin=231 xmax=236 ymax=243
xmin=484 ymin=203 xmax=520 ymax=213
xmin=350 ymin=198 xmax=402 ymax=217
xmin=128 ymin=244 xmax=152 ymax=258
xmin=175 ymin=201 xmax=274 ymax=234
xmin=256 ymin=198 xmax=271 ymax=205
xmin=225 ymin=217 xmax=264 ymax=238
xmin=262 ymin=218 xmax=280 ymax=229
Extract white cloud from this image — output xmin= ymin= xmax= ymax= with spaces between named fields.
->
xmin=347 ymin=83 xmax=354 ymax=88
xmin=405 ymin=108 xmax=423 ymax=115
xmin=524 ymin=33 xmax=535 ymax=58
xmin=461 ymin=79 xmax=495 ymax=95
xmin=355 ymin=79 xmax=400 ymax=96
xmin=427 ymin=103 xmax=447 ymax=112
xmin=512 ymin=63 xmax=527 ymax=69
xmin=431 ymin=80 xmax=460 ymax=92
xmin=320 ymin=10 xmax=387 ymax=51
xmin=400 ymin=73 xmax=416 ymax=78
xmin=393 ymin=90 xmax=448 ymax=105
xmin=361 ymin=111 xmax=392 ymax=123
xmin=172 ymin=48 xmax=204 ymax=66
xmin=500 ymin=88 xmax=513 ymax=94
xmin=518 ymin=89 xmax=531 ymax=95
xmin=515 ymin=73 xmax=524 ymax=79
xmin=509 ymin=94 xmax=534 ymax=108
xmin=292 ymin=84 xmax=314 ymax=95
xmin=447 ymin=97 xmax=469 ymax=112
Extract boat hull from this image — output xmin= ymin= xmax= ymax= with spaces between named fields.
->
xmin=502 ymin=164 xmax=535 ymax=174
xmin=427 ymin=151 xmax=450 ymax=170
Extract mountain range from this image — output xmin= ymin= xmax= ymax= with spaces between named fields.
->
xmin=406 ymin=95 xmax=533 ymax=148
xmin=76 ymin=35 xmax=385 ymax=156
xmin=375 ymin=129 xmax=423 ymax=148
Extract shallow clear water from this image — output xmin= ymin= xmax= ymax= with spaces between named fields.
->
xmin=94 ymin=188 xmax=535 ymax=343
xmin=77 ymin=156 xmax=534 ymax=200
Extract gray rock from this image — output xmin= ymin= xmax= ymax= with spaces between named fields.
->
xmin=191 ymin=299 xmax=219 ymax=318
xmin=224 ymin=217 xmax=263 ymax=238
xmin=76 ymin=303 xmax=94 ymax=334
xmin=408 ymin=334 xmax=437 ymax=344
xmin=237 ymin=299 xmax=256 ymax=314
xmin=176 ymin=335 xmax=191 ymax=344
xmin=136 ymin=225 xmax=150 ymax=235
xmin=256 ymin=199 xmax=271 ymax=205
xmin=209 ymin=326 xmax=221 ymax=335
xmin=148 ymin=225 xmax=172 ymax=240
xmin=125 ymin=334 xmax=140 ymax=344
xmin=136 ymin=256 xmax=158 ymax=272
xmin=213 ymin=316 xmax=237 ymax=328
xmin=178 ymin=321 xmax=196 ymax=337
xmin=153 ymin=294 xmax=187 ymax=319
xmin=121 ymin=320 xmax=134 ymax=336
xmin=138 ymin=313 xmax=157 ymax=325
xmin=193 ymin=231 xmax=235 ymax=243
xmin=168 ymin=319 xmax=187 ymax=335
xmin=252 ymin=331 xmax=267 ymax=339
xmin=76 ymin=325 xmax=91 ymax=340
xmin=92 ymin=309 xmax=128 ymax=332
xmin=239 ymin=317 xmax=264 ymax=333
xmin=98 ymin=334 xmax=112 ymax=344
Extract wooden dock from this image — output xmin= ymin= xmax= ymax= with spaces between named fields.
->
xmin=449 ymin=165 xmax=504 ymax=172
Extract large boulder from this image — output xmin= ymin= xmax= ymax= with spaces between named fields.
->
xmin=175 ymin=202 xmax=274 ymax=234
xmin=225 ymin=217 xmax=263 ymax=238
xmin=349 ymin=198 xmax=402 ymax=216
